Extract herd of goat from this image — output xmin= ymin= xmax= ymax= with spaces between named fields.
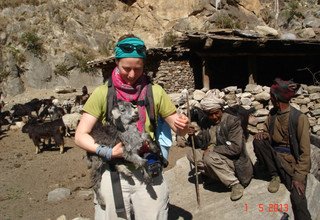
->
xmin=0 ymin=86 xmax=90 ymax=154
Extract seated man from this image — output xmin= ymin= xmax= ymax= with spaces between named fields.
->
xmin=187 ymin=95 xmax=253 ymax=201
xmin=253 ymin=78 xmax=311 ymax=220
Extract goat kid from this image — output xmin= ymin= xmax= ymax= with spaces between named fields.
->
xmin=87 ymin=101 xmax=159 ymax=206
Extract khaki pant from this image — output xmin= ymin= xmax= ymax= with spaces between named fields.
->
xmin=187 ymin=148 xmax=239 ymax=187
xmin=94 ymin=166 xmax=169 ymax=220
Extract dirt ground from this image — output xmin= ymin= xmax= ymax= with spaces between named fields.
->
xmin=0 ymin=125 xmax=188 ymax=220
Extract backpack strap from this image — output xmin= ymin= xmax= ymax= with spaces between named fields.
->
xmin=105 ymin=79 xmax=127 ymax=217
xmin=107 ymin=79 xmax=116 ymax=123
xmin=144 ymin=84 xmax=168 ymax=167
xmin=145 ymin=83 xmax=157 ymax=131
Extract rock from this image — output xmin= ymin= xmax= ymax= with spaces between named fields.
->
xmin=311 ymin=145 xmax=320 ymax=180
xmin=309 ymin=93 xmax=320 ymax=101
xmin=307 ymin=86 xmax=320 ymax=94
xmin=222 ymin=86 xmax=238 ymax=93
xmin=309 ymin=117 xmax=317 ymax=127
xmin=312 ymin=125 xmax=320 ymax=133
xmin=255 ymin=25 xmax=279 ymax=37
xmin=255 ymin=116 xmax=267 ymax=124
xmin=72 ymin=217 xmax=91 ymax=220
xmin=303 ymin=17 xmax=320 ymax=28
xmin=192 ymin=90 xmax=206 ymax=101
xmin=253 ymin=109 xmax=269 ymax=117
xmin=164 ymin=156 xmax=320 ymax=220
xmin=1 ymin=76 xmax=25 ymax=97
xmin=254 ymin=91 xmax=270 ymax=102
xmin=240 ymin=92 xmax=252 ymax=98
xmin=77 ymin=190 xmax=93 ymax=199
xmin=315 ymin=103 xmax=320 ymax=110
xmin=56 ymin=215 xmax=67 ymax=220
xmin=236 ymin=0 xmax=261 ymax=15
xmin=245 ymin=84 xmax=263 ymax=94
xmin=24 ymin=54 xmax=54 ymax=89
xmin=280 ymin=33 xmax=297 ymax=40
xmin=240 ymin=97 xmax=252 ymax=106
xmin=47 ymin=188 xmax=71 ymax=202
xmin=291 ymin=97 xmax=310 ymax=105
xmin=298 ymin=28 xmax=316 ymax=39
xmin=300 ymin=105 xmax=309 ymax=114
xmin=311 ymin=109 xmax=320 ymax=117
xmin=251 ymin=101 xmax=264 ymax=110
xmin=55 ymin=86 xmax=77 ymax=94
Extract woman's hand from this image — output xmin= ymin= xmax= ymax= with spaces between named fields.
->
xmin=175 ymin=114 xmax=189 ymax=129
xmin=111 ymin=142 xmax=124 ymax=158
xmin=165 ymin=113 xmax=189 ymax=136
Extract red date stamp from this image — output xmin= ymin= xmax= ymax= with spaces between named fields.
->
xmin=244 ymin=203 xmax=289 ymax=212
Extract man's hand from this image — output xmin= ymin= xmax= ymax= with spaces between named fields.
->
xmin=254 ymin=132 xmax=270 ymax=140
xmin=188 ymin=125 xmax=196 ymax=136
xmin=292 ymin=180 xmax=305 ymax=196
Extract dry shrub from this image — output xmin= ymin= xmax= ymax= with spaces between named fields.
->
xmin=0 ymin=0 xmax=46 ymax=9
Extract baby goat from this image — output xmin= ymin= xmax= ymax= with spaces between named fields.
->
xmin=87 ymin=101 xmax=159 ymax=205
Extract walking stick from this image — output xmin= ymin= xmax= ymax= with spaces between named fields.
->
xmin=182 ymin=89 xmax=201 ymax=208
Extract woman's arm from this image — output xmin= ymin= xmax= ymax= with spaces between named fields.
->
xmin=75 ymin=113 xmax=123 ymax=158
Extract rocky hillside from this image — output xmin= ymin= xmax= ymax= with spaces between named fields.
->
xmin=1 ymin=0 xmax=320 ymax=96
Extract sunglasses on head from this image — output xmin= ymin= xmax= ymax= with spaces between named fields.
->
xmin=117 ymin=43 xmax=146 ymax=54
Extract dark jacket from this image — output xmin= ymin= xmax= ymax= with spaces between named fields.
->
xmin=267 ymin=106 xmax=311 ymax=182
xmin=195 ymin=113 xmax=253 ymax=187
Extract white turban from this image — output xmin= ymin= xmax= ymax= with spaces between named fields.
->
xmin=200 ymin=94 xmax=225 ymax=111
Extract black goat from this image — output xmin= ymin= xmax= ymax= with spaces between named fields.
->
xmin=11 ymin=98 xmax=44 ymax=120
xmin=22 ymin=118 xmax=66 ymax=154
xmin=75 ymin=86 xmax=90 ymax=106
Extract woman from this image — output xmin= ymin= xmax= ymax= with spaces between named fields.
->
xmin=75 ymin=34 xmax=189 ymax=220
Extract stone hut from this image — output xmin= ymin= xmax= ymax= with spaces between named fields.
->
xmin=177 ymin=30 xmax=320 ymax=90
xmin=88 ymin=30 xmax=320 ymax=93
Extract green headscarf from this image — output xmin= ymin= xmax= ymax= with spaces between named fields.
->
xmin=114 ymin=37 xmax=146 ymax=59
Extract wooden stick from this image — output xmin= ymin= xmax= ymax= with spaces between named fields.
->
xmin=184 ymin=91 xmax=201 ymax=208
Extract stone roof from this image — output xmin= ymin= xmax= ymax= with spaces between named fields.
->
xmin=177 ymin=29 xmax=320 ymax=56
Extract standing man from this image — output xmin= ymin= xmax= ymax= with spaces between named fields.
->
xmin=187 ymin=94 xmax=253 ymax=201
xmin=253 ymin=78 xmax=312 ymax=220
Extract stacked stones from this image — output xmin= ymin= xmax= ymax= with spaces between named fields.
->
xmin=170 ymin=84 xmax=320 ymax=136
xmin=152 ymin=60 xmax=194 ymax=94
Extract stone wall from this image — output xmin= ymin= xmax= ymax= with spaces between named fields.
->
xmin=169 ymin=84 xmax=320 ymax=136
xmin=152 ymin=60 xmax=195 ymax=94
